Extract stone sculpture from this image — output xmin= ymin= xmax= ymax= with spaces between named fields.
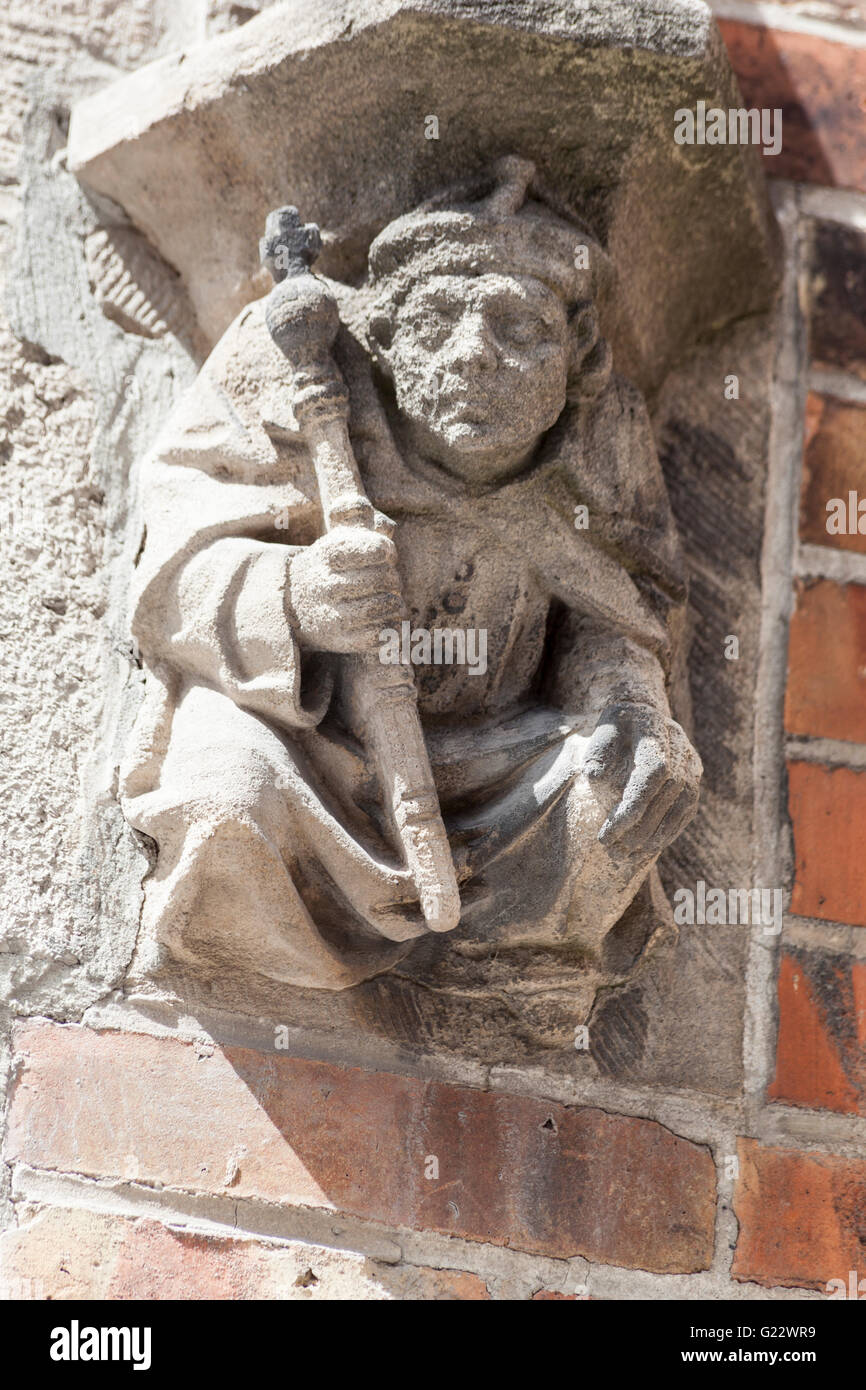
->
xmin=120 ymin=156 xmax=702 ymax=991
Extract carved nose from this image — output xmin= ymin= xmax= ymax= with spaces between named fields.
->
xmin=462 ymin=317 xmax=497 ymax=369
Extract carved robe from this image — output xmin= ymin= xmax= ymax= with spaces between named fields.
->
xmin=121 ymin=285 xmax=687 ymax=989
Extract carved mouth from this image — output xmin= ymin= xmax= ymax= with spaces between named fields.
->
xmin=438 ymin=399 xmax=491 ymax=426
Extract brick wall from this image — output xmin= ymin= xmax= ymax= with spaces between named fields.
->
xmin=2 ymin=0 xmax=866 ymax=1303
xmin=717 ymin=0 xmax=866 ymax=1299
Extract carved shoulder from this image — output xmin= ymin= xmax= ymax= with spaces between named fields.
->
xmin=565 ymin=374 xmax=686 ymax=604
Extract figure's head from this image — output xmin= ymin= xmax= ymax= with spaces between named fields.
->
xmin=366 ymin=157 xmax=612 ymax=483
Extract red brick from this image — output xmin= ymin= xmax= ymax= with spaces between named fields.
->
xmin=800 ymin=393 xmax=866 ymax=555
xmin=733 ymin=1139 xmax=866 ymax=1290
xmin=4 ymin=1024 xmax=717 ymax=1274
xmin=0 ymin=1207 xmax=488 ymax=1300
xmin=788 ymin=761 xmax=866 ymax=926
xmin=785 ymin=579 xmax=866 ymax=741
xmin=717 ymin=19 xmax=866 ymax=192
xmin=806 ymin=221 xmax=866 ymax=380
xmin=769 ymin=950 xmax=866 ymax=1114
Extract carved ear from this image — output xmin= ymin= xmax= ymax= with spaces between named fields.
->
xmin=367 ymin=312 xmax=395 ymax=373
xmin=566 ymin=301 xmax=612 ymax=405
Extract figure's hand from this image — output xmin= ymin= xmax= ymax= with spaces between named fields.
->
xmin=288 ymin=526 xmax=404 ymax=655
xmin=583 ymin=701 xmax=702 ymax=856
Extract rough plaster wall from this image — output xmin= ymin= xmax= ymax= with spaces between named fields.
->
xmin=0 ymin=249 xmax=102 ymax=992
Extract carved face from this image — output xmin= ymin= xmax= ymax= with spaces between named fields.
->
xmin=380 ymin=273 xmax=571 ymax=482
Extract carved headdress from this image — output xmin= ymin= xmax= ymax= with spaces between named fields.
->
xmin=366 ymin=156 xmax=613 ymax=401
xmin=367 ymin=155 xmax=610 ymax=309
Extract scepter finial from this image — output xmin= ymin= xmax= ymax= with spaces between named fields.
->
xmin=260 ymin=206 xmax=322 ymax=283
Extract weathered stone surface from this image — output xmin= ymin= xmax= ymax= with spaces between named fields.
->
xmin=733 ymin=1139 xmax=866 ymax=1291
xmin=67 ymin=0 xmax=780 ymax=392
xmin=0 ymin=1206 xmax=489 ymax=1300
xmin=624 ymin=314 xmax=779 ymax=1096
xmin=5 ymin=1024 xmax=717 ymax=1272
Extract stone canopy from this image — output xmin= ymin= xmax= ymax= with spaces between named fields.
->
xmin=67 ymin=0 xmax=780 ymax=392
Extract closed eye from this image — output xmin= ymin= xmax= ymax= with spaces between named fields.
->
xmin=491 ymin=311 xmax=546 ymax=346
xmin=414 ymin=303 xmax=460 ymax=349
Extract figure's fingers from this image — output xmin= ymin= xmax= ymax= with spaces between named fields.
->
xmin=610 ymin=773 xmax=683 ymax=854
xmin=327 ymin=529 xmax=398 ymax=572
xmin=598 ymin=734 xmax=668 ymax=845
xmin=654 ymin=785 xmax=700 ymax=846
xmin=612 ymin=718 xmax=701 ymax=853
xmin=342 ymin=592 xmax=404 ymax=627
xmin=582 ymin=720 xmax=625 ymax=781
xmin=669 ymin=721 xmax=704 ymax=790
xmin=326 ymin=565 xmax=399 ymax=600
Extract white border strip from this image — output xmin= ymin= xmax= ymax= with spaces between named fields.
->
xmin=708 ymin=0 xmax=866 ymax=47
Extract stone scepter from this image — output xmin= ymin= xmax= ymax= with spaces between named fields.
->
xmin=260 ymin=205 xmax=461 ymax=934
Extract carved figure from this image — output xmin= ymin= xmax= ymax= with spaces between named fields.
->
xmin=121 ymin=157 xmax=701 ymax=991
